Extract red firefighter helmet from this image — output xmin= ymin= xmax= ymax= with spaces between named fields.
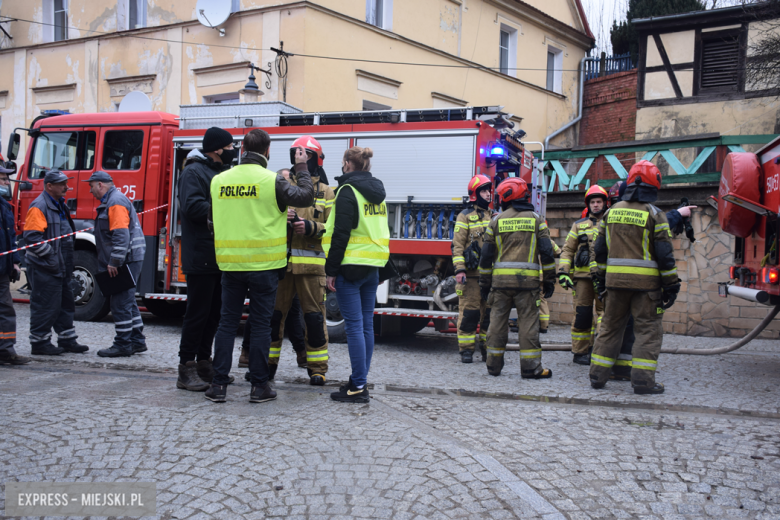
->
xmin=291 ymin=135 xmax=325 ymax=166
xmin=627 ymin=160 xmax=661 ymax=189
xmin=496 ymin=177 xmax=528 ymax=202
xmin=584 ymin=185 xmax=608 ymax=205
xmin=467 ymin=174 xmax=492 ymax=202
xmin=608 ymin=180 xmax=624 ymax=205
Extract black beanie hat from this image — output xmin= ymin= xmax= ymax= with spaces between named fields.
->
xmin=202 ymin=127 xmax=234 ymax=153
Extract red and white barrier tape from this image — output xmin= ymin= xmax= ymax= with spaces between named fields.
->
xmin=0 ymin=203 xmax=168 ymax=257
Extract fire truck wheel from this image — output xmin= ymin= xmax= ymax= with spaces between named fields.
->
xmin=72 ymin=250 xmax=111 ymax=322
xmin=325 ymin=291 xmax=347 ymax=343
xmin=143 ymin=299 xmax=187 ymax=320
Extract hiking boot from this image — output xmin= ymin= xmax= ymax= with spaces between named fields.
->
xmin=238 ymin=347 xmax=249 ymax=368
xmin=0 ymin=353 xmax=31 ymax=365
xmin=522 ymin=368 xmax=553 ymax=379
xmin=30 ymin=343 xmax=64 ymax=356
xmin=460 ymin=350 xmax=473 ymax=364
xmin=176 ymin=361 xmax=210 ymax=391
xmin=296 ymin=349 xmax=307 ymax=368
xmin=633 ymin=382 xmax=665 ymax=395
xmin=97 ymin=346 xmax=133 ymax=358
xmin=204 ymin=384 xmax=227 ymax=402
xmin=573 ymin=353 xmax=591 ymax=366
xmin=61 ymin=342 xmax=89 ymax=353
xmin=310 ymin=374 xmax=326 ymax=386
xmin=590 ymin=376 xmax=606 ymax=389
xmin=132 ymin=344 xmax=147 ymax=354
xmin=249 ymin=383 xmax=277 ymax=403
xmin=196 ymin=358 xmax=234 ymax=384
xmin=330 ymin=379 xmax=369 ymax=403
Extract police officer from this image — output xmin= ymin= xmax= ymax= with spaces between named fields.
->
xmin=558 ymin=185 xmax=608 ymax=365
xmin=266 ymin=136 xmax=335 ymax=385
xmin=452 ymin=175 xmax=493 ymax=363
xmin=589 ymin=161 xmax=679 ymax=395
xmin=0 ymin=164 xmax=28 ymax=365
xmin=24 ymin=170 xmax=88 ymax=355
xmin=206 ymin=129 xmax=314 ymax=403
xmin=479 ymin=177 xmax=556 ymax=378
xmin=86 ymin=171 xmax=147 ymax=357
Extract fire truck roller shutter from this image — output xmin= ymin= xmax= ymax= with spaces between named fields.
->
xmin=353 ymin=135 xmax=477 ymax=202
xmin=266 ymin=137 xmax=350 ymax=182
xmin=719 ymin=153 xmax=762 ymax=238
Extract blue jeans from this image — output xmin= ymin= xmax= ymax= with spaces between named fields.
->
xmin=213 ymin=270 xmax=279 ymax=386
xmin=335 ymin=269 xmax=378 ymax=387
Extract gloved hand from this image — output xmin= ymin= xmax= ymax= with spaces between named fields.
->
xmin=662 ymin=283 xmax=681 ymax=309
xmin=455 ymin=272 xmax=467 ymax=284
xmin=558 ymin=272 xmax=574 ymax=290
xmin=542 ymin=281 xmax=555 ymax=299
xmin=592 ymin=273 xmax=606 ymax=300
xmin=480 ymin=285 xmax=491 ymax=302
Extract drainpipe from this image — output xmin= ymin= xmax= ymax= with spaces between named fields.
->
xmin=543 ymin=56 xmax=598 ymax=151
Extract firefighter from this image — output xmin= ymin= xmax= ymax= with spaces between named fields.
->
xmin=266 ymin=136 xmax=335 ymax=386
xmin=479 ymin=177 xmax=556 ymax=378
xmin=539 ymin=238 xmax=562 ymax=333
xmin=558 ymin=185 xmax=608 ymax=365
xmin=589 ymin=161 xmax=679 ymax=395
xmin=452 ymin=174 xmax=493 ymax=363
xmin=86 ymin=171 xmax=147 ymax=357
xmin=24 ymin=170 xmax=89 ymax=356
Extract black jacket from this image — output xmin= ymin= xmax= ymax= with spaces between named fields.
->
xmin=325 ymin=171 xmax=387 ymax=281
xmin=0 ymin=198 xmax=20 ymax=276
xmin=178 ymin=150 xmax=227 ymax=274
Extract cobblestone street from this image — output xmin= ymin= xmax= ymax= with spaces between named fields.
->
xmin=2 ymin=303 xmax=780 ymax=519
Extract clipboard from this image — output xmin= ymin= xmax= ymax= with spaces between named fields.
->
xmin=95 ymin=264 xmax=136 ymax=296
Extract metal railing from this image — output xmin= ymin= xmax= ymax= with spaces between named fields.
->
xmin=585 ymin=52 xmax=635 ymax=81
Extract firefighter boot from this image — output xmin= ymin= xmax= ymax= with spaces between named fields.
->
xmin=633 ymin=381 xmax=665 ymax=394
xmin=573 ymin=346 xmax=592 ymax=366
xmin=460 ymin=350 xmax=473 ymax=363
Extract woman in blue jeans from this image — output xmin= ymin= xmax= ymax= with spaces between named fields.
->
xmin=324 ymin=146 xmax=389 ymax=403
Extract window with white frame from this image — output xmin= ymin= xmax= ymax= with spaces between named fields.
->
xmin=546 ymin=46 xmax=563 ymax=93
xmin=498 ymin=24 xmax=517 ymax=77
xmin=54 ymin=0 xmax=68 ymax=41
xmin=366 ymin=0 xmax=393 ymax=30
xmin=129 ymin=0 xmax=146 ymax=29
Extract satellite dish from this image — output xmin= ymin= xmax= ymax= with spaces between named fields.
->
xmin=118 ymin=91 xmax=153 ymax=113
xmin=196 ymin=0 xmax=231 ymax=28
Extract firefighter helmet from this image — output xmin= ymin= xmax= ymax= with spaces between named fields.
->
xmin=584 ymin=185 xmax=608 ymax=205
xmin=467 ymin=174 xmax=492 ymax=202
xmin=608 ymin=180 xmax=624 ymax=205
xmin=291 ymin=135 xmax=325 ymax=166
xmin=496 ymin=177 xmax=528 ymax=202
xmin=627 ymin=160 xmax=661 ymax=189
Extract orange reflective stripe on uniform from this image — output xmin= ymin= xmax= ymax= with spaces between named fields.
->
xmin=108 ymin=205 xmax=130 ymax=230
xmin=23 ymin=206 xmax=48 ymax=232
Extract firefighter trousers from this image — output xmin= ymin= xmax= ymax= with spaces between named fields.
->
xmin=613 ymin=314 xmax=635 ymax=379
xmin=589 ymin=289 xmax=664 ymax=388
xmin=570 ymin=279 xmax=604 ymax=354
xmin=539 ymin=293 xmax=550 ymax=332
xmin=456 ymin=276 xmax=490 ymax=353
xmin=485 ymin=289 xmax=545 ymax=376
xmin=269 ymin=273 xmax=328 ymax=376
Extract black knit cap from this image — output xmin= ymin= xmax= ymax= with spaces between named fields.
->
xmin=202 ymin=127 xmax=234 ymax=153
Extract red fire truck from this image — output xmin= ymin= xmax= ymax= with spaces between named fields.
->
xmin=6 ymin=103 xmax=540 ymax=340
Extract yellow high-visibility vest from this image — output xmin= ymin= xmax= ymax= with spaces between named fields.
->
xmin=210 ymin=164 xmax=287 ymax=271
xmin=322 ymin=185 xmax=389 ymax=267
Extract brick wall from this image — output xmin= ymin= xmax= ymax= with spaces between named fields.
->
xmin=544 ymin=203 xmax=780 ymax=340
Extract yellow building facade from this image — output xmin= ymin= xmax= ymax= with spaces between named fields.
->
xmin=0 ymin=0 xmax=594 ymax=160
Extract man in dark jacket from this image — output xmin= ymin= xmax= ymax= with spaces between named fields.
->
xmin=176 ymin=127 xmax=235 ymax=391
xmin=0 ymin=164 xmax=28 ymax=365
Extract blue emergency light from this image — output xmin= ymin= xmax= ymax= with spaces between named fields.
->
xmin=489 ymin=145 xmax=505 ymax=158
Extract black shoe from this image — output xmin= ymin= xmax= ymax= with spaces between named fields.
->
xmin=522 ymin=368 xmax=552 ymax=379
xmin=204 ymin=384 xmax=227 ymax=402
xmin=61 ymin=342 xmax=89 ymax=353
xmin=487 ymin=367 xmax=502 ymax=376
xmin=268 ymin=364 xmax=278 ymax=381
xmin=97 ymin=346 xmax=133 ymax=358
xmin=590 ymin=376 xmax=606 ymax=389
xmin=244 ymin=371 xmax=251 ymax=382
xmin=460 ymin=351 xmax=473 ymax=364
xmin=197 ymin=358 xmax=215 ymax=383
xmin=331 ymin=379 xmax=369 ymax=403
xmin=132 ymin=344 xmax=147 ymax=354
xmin=633 ymin=382 xmax=665 ymax=395
xmin=0 ymin=353 xmax=31 ymax=365
xmin=310 ymin=374 xmax=326 ymax=386
xmin=249 ymin=383 xmax=277 ymax=403
xmin=30 ymin=343 xmax=64 ymax=356
xmin=177 ymin=361 xmax=210 ymax=391
xmin=540 ymin=328 xmax=548 ymax=334
xmin=573 ymin=353 xmax=591 ymax=366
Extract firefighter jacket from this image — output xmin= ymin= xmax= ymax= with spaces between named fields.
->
xmin=559 ymin=214 xmax=601 ymax=280
xmin=287 ymin=171 xmax=335 ymax=276
xmin=95 ymin=187 xmax=146 ymax=270
xmin=451 ymin=205 xmax=492 ymax=276
xmin=478 ymin=203 xmax=556 ymax=291
xmin=23 ymin=192 xmax=75 ymax=276
xmin=592 ymin=201 xmax=678 ymax=291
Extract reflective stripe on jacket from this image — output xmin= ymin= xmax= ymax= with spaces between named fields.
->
xmin=23 ymin=192 xmax=75 ymax=275
xmin=95 ymin=187 xmax=146 ymax=269
xmin=322 ymin=185 xmax=389 ymax=267
xmin=210 ymin=163 xmax=287 ymax=272
xmin=451 ymin=206 xmax=491 ymax=275
xmin=287 ymin=173 xmax=335 ymax=276
xmin=559 ymin=215 xmax=600 ymax=280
